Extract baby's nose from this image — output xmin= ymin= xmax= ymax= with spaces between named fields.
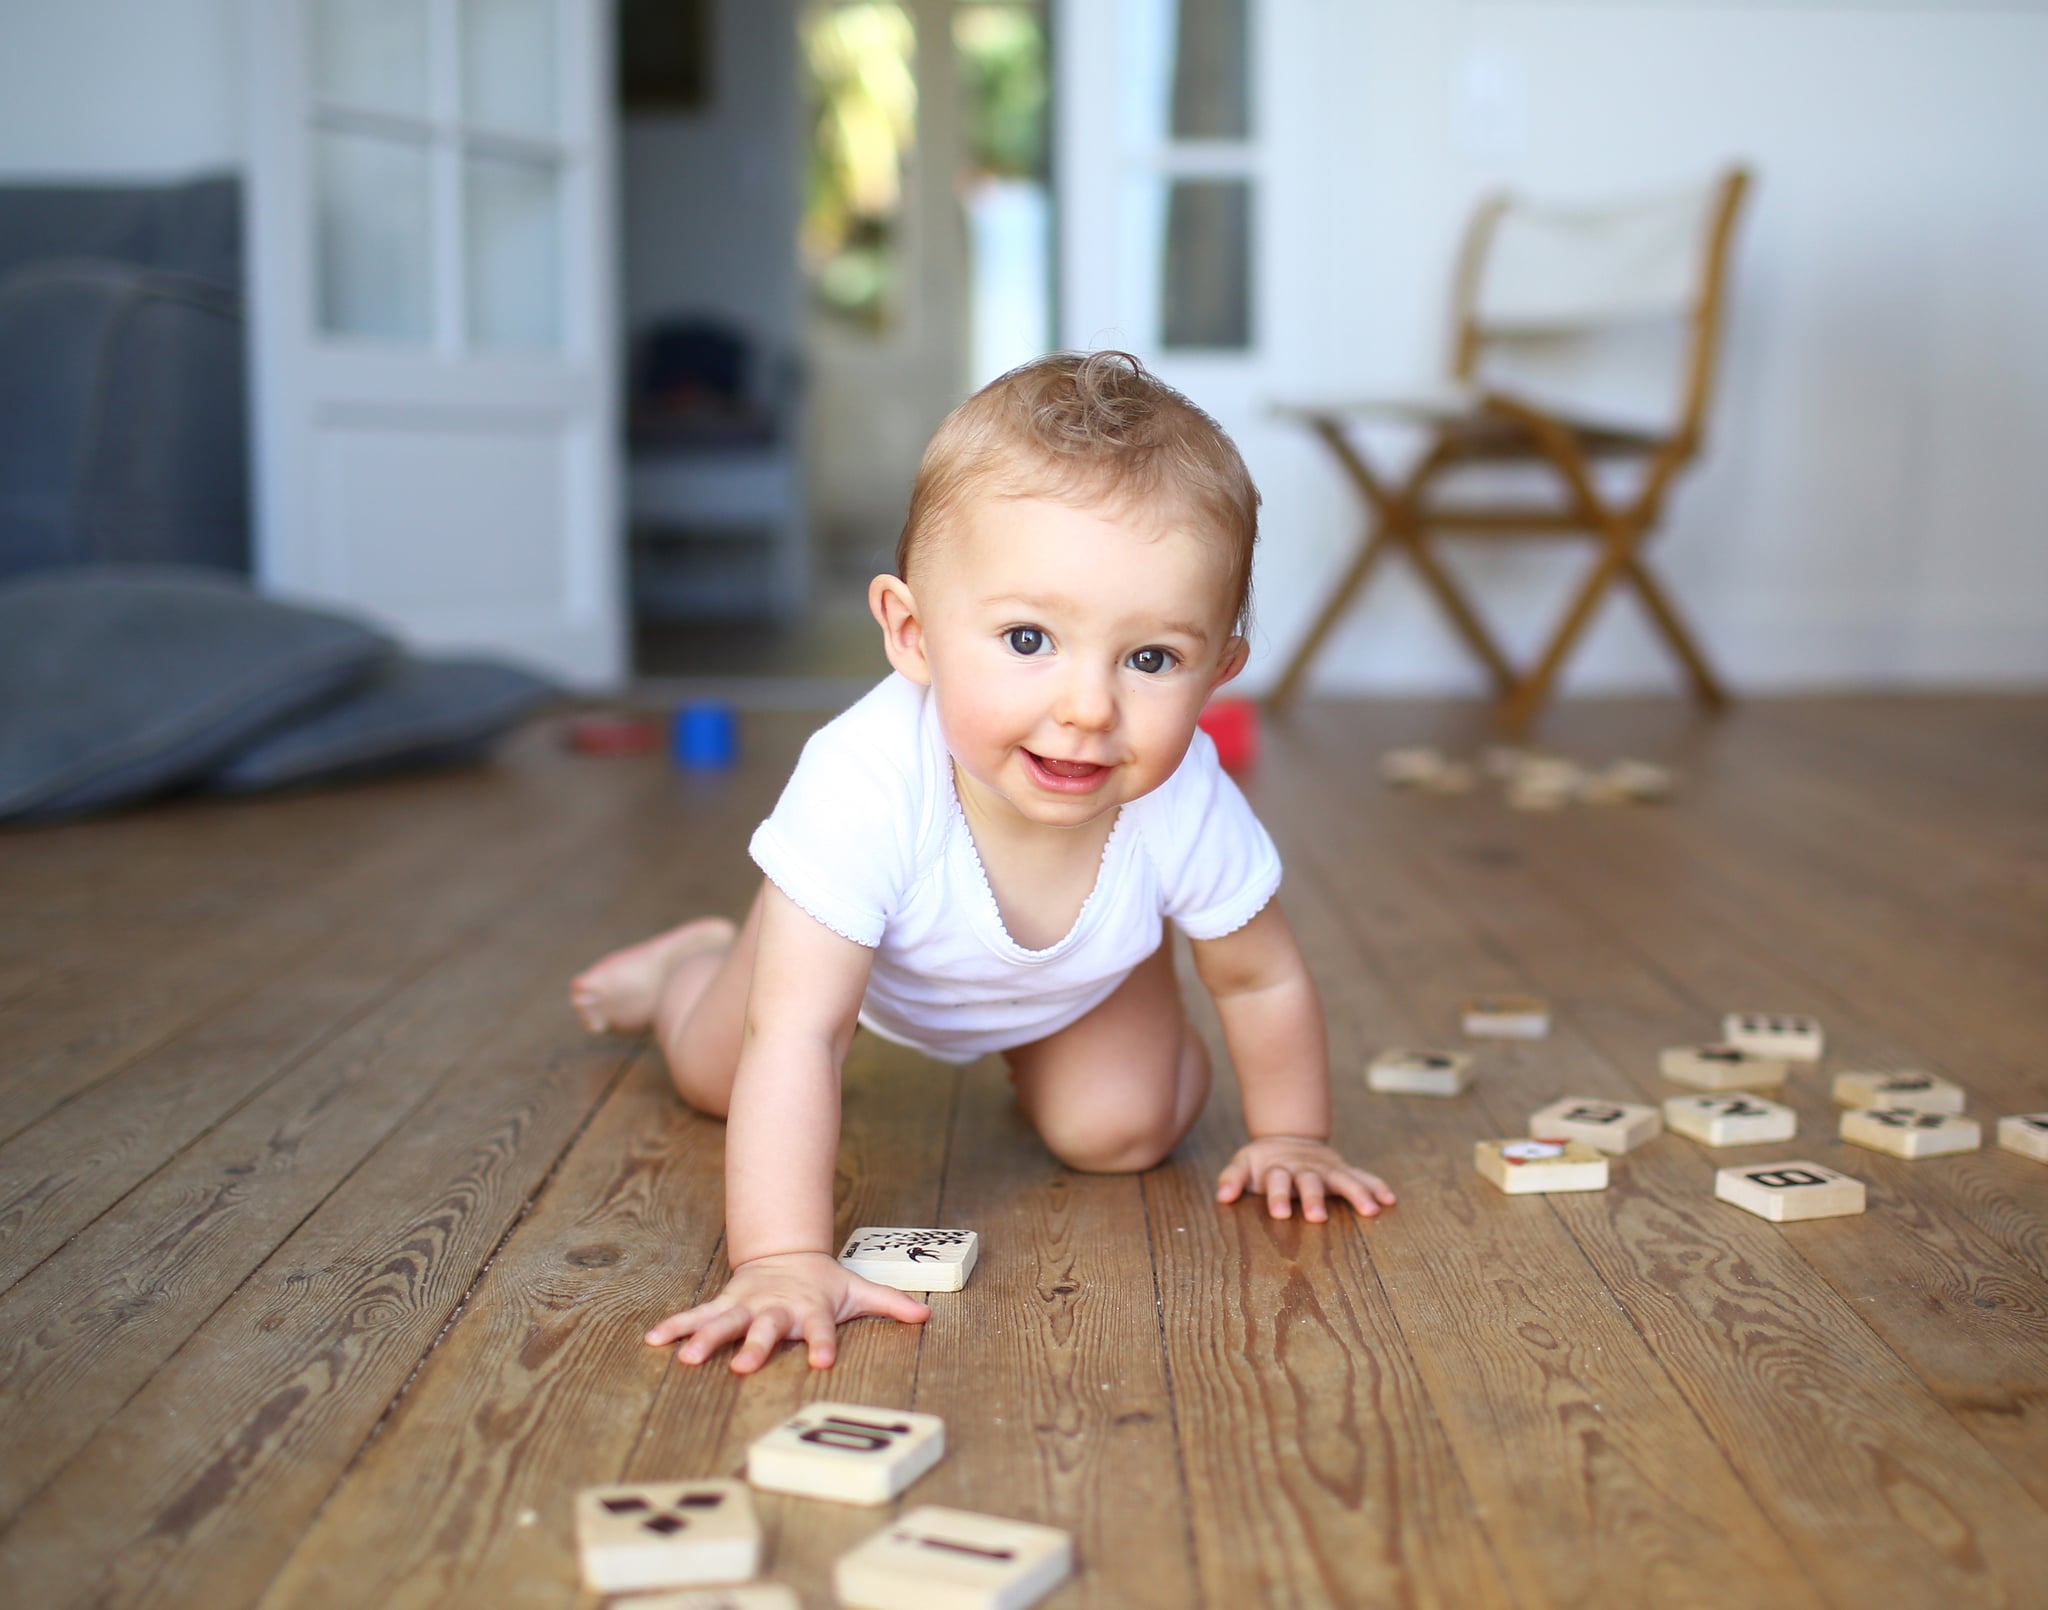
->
xmin=1056 ymin=665 xmax=1118 ymax=729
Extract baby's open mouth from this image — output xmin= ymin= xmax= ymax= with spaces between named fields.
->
xmin=1025 ymin=750 xmax=1108 ymax=783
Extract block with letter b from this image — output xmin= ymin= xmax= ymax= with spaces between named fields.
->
xmin=575 ymin=1480 xmax=760 ymax=1594
xmin=836 ymin=1506 xmax=1072 ymax=1610
xmin=1367 ymin=1047 xmax=1474 ymax=1097
xmin=1474 ymin=1138 xmax=1609 ymax=1194
xmin=746 ymin=1402 xmax=945 ymax=1505
xmin=1659 ymin=1044 xmax=1789 ymax=1091
xmin=1831 ymin=1070 xmax=1966 ymax=1114
xmin=1529 ymin=1097 xmax=1662 ymax=1154
xmin=1840 ymin=1107 xmax=1981 ymax=1159
xmin=1715 ymin=1161 xmax=1864 ymax=1221
xmin=838 ymin=1227 xmax=979 ymax=1293
xmin=1663 ymin=1093 xmax=1797 ymax=1147
xmin=1998 ymin=1114 xmax=2048 ymax=1162
xmin=1722 ymin=1012 xmax=1824 ymax=1061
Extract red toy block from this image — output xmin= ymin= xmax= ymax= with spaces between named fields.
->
xmin=1198 ymin=698 xmax=1259 ymax=772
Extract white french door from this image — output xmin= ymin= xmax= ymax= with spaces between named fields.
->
xmin=245 ymin=0 xmax=622 ymax=686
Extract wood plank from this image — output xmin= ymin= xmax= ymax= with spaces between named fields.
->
xmin=1231 ymin=753 xmax=1821 ymax=1609
xmin=1282 ymin=706 xmax=2048 ymax=1605
xmin=0 ymin=838 xmax=699 ymax=1609
xmin=250 ymin=1054 xmax=727 ymax=1610
xmin=907 ymin=1058 xmax=1195 ymax=1609
xmin=0 ymin=751 xmax=664 ymax=1292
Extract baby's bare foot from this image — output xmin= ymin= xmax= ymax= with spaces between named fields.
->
xmin=570 ymin=916 xmax=736 ymax=1035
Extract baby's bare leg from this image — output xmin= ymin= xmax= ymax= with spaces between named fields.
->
xmin=1004 ymin=940 xmax=1209 ymax=1174
xmin=571 ymin=884 xmax=766 ymax=1117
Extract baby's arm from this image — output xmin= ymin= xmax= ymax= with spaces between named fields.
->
xmin=644 ymin=883 xmax=930 ymax=1371
xmin=1191 ymin=901 xmax=1397 ymax=1221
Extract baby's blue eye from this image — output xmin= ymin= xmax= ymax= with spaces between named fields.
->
xmin=1127 ymin=646 xmax=1175 ymax=674
xmin=1006 ymin=626 xmax=1048 ymax=656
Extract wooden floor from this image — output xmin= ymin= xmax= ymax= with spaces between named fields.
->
xmin=2 ymin=695 xmax=2045 ymax=1610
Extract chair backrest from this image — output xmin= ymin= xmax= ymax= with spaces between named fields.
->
xmin=1451 ymin=168 xmax=1751 ymax=446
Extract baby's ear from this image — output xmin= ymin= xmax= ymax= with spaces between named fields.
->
xmin=869 ymin=574 xmax=932 ymax=685
xmin=1210 ymin=635 xmax=1250 ymax=690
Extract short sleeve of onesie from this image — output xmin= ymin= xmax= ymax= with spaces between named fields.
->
xmin=1139 ymin=728 xmax=1284 ymax=941
xmin=747 ymin=679 xmax=929 ymax=947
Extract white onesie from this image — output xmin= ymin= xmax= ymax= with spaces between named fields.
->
xmin=748 ymin=674 xmax=1282 ymax=1064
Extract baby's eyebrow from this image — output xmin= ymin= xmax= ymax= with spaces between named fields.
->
xmin=983 ymin=594 xmax=1212 ymax=644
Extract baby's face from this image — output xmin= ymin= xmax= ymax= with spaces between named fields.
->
xmin=898 ymin=494 xmax=1246 ymax=834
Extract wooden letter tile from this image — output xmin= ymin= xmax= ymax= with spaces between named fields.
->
xmin=1367 ymin=1047 xmax=1474 ymax=1097
xmin=1998 ymin=1114 xmax=2048 ymax=1162
xmin=1529 ymin=1097 xmax=1662 ymax=1154
xmin=1659 ymin=1044 xmax=1790 ymax=1091
xmin=1722 ymin=1012 xmax=1824 ymax=1061
xmin=1461 ymin=995 xmax=1551 ymax=1039
xmin=629 ymin=1589 xmax=802 ymax=1610
xmin=1830 ymin=1070 xmax=1966 ymax=1113
xmin=1474 ymin=1138 xmax=1609 ymax=1195
xmin=838 ymin=1228 xmax=980 ymax=1293
xmin=835 ymin=1506 xmax=1072 ymax=1610
xmin=1840 ymin=1107 xmax=1982 ymax=1159
xmin=746 ymin=1402 xmax=945 ymax=1505
xmin=576 ymin=1480 xmax=760 ymax=1594
xmin=1715 ymin=1161 xmax=1864 ymax=1221
xmin=1663 ymin=1093 xmax=1798 ymax=1147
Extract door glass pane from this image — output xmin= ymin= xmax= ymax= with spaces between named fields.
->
xmin=802 ymin=1 xmax=917 ymax=333
xmin=1123 ymin=174 xmax=1252 ymax=349
xmin=957 ymin=3 xmax=1051 ymax=384
xmin=462 ymin=0 xmax=559 ymax=135
xmin=1118 ymin=0 xmax=1250 ymax=148
xmin=316 ymin=129 xmax=434 ymax=343
xmin=466 ymin=152 xmax=563 ymax=349
xmin=313 ymin=0 xmax=432 ymax=116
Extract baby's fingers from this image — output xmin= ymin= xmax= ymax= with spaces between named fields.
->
xmin=730 ymin=1306 xmax=795 ymax=1375
xmin=1297 ymin=1171 xmax=1330 ymax=1224
xmin=1264 ymin=1165 xmax=1296 ymax=1220
xmin=1331 ymin=1168 xmax=1397 ymax=1218
xmin=1215 ymin=1155 xmax=1253 ymax=1204
xmin=846 ymin=1277 xmax=933 ymax=1328
xmin=645 ymin=1301 xmax=728 ymax=1350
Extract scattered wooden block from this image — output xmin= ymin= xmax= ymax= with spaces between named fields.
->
xmin=746 ymin=1402 xmax=945 ymax=1506
xmin=1380 ymin=746 xmax=1446 ymax=786
xmin=1474 ymin=1138 xmax=1609 ymax=1195
xmin=1659 ymin=1044 xmax=1790 ymax=1091
xmin=1663 ymin=1093 xmax=1798 ymax=1147
xmin=835 ymin=1506 xmax=1073 ymax=1610
xmin=1840 ymin=1107 xmax=1982 ymax=1159
xmin=1605 ymin=759 xmax=1675 ymax=801
xmin=838 ymin=1228 xmax=980 ymax=1293
xmin=1715 ymin=1161 xmax=1865 ymax=1222
xmin=1722 ymin=1012 xmax=1824 ymax=1061
xmin=1461 ymin=995 xmax=1550 ymax=1039
xmin=1831 ymin=1070 xmax=1966 ymax=1113
xmin=1366 ymin=1047 xmax=1474 ymax=1096
xmin=576 ymin=1480 xmax=760 ymax=1594
xmin=1529 ymin=1097 xmax=1663 ymax=1154
xmin=1997 ymin=1114 xmax=2048 ymax=1162
xmin=1416 ymin=761 xmax=1476 ymax=795
xmin=629 ymin=1588 xmax=802 ymax=1610
xmin=1506 ymin=777 xmax=1575 ymax=812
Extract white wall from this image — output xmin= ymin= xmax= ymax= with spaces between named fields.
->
xmin=1249 ymin=0 xmax=2048 ymax=694
xmin=0 ymin=0 xmax=242 ymax=177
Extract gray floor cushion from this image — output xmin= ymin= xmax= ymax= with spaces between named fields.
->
xmin=208 ymin=655 xmax=556 ymax=792
xmin=0 ymin=566 xmax=392 ymax=820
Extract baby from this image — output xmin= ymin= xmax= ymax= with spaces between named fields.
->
xmin=571 ymin=351 xmax=1394 ymax=1374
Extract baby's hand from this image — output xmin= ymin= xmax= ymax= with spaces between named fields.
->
xmin=645 ymin=1251 xmax=930 ymax=1373
xmin=1217 ymin=1135 xmax=1397 ymax=1222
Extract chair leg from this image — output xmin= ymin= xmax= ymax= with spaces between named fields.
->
xmin=1268 ymin=528 xmax=1391 ymax=711
xmin=1496 ymin=543 xmax=1633 ymax=735
xmin=1397 ymin=534 xmax=1518 ymax=696
xmin=1624 ymin=558 xmax=1730 ymax=710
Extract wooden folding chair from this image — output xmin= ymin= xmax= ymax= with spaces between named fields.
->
xmin=1270 ymin=167 xmax=1752 ymax=732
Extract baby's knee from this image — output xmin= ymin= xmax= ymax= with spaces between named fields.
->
xmin=1036 ymin=1103 xmax=1183 ymax=1175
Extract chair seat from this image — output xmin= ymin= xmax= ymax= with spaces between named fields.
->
xmin=1274 ymin=385 xmax=1666 ymax=456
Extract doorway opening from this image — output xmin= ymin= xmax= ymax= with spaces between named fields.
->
xmin=616 ymin=0 xmax=1051 ymax=694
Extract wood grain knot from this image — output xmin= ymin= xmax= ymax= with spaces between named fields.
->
xmin=566 ymin=1245 xmax=621 ymax=1268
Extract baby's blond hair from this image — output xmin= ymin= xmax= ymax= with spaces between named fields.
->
xmin=895 ymin=351 xmax=1260 ymax=634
